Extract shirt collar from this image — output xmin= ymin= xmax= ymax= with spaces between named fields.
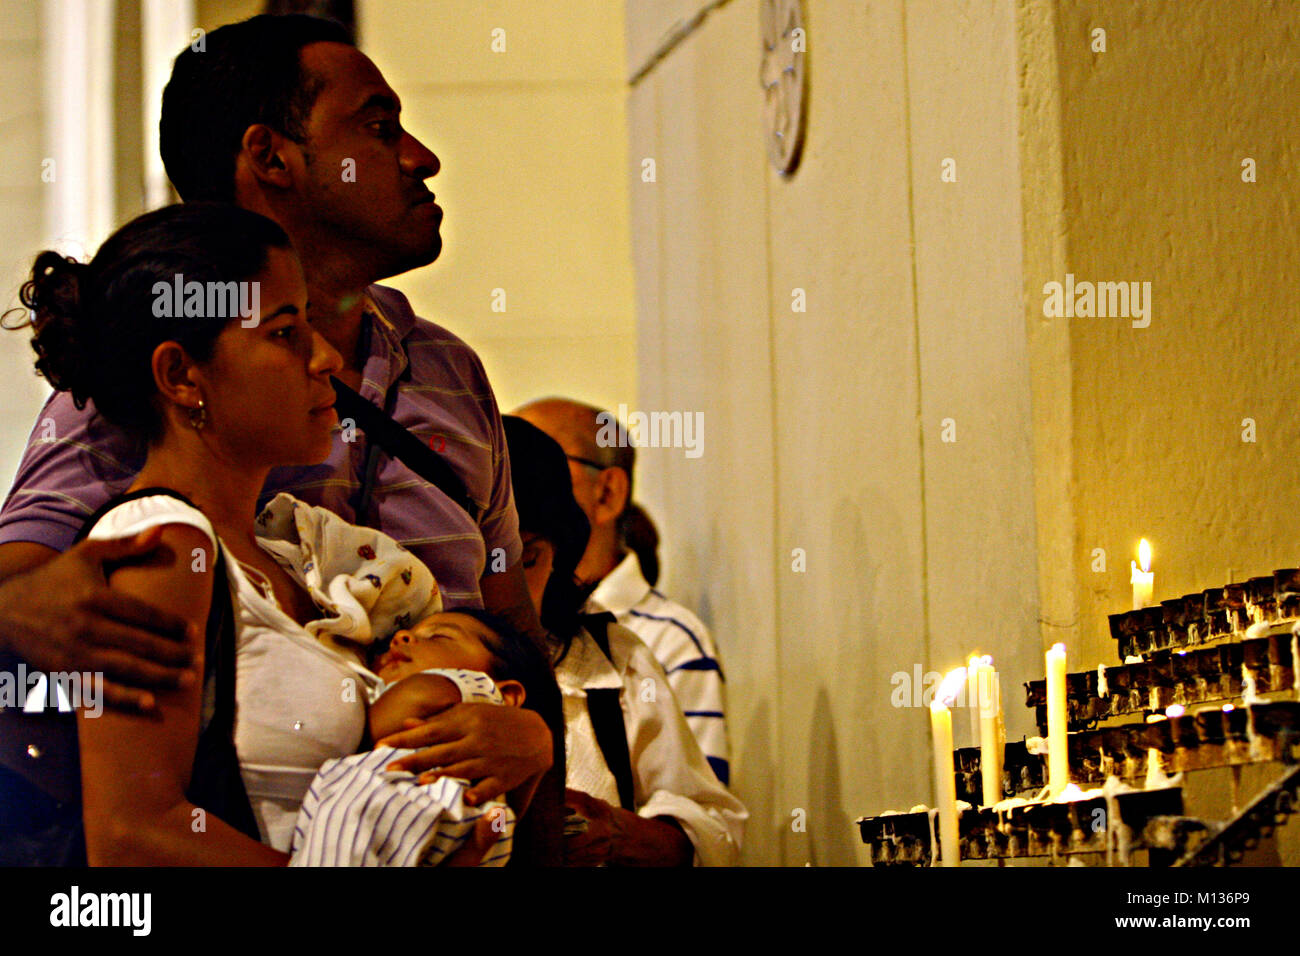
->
xmin=555 ymin=627 xmax=623 ymax=692
xmin=365 ymin=284 xmax=416 ymax=340
xmin=589 ymin=551 xmax=652 ymax=616
xmin=359 ymin=286 xmax=411 ymax=404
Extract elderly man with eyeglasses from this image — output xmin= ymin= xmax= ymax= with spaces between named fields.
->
xmin=514 ymin=398 xmax=731 ymax=787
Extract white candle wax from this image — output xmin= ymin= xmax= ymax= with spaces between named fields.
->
xmin=1046 ymin=643 xmax=1069 ymax=798
xmin=1290 ymin=625 xmax=1300 ymax=698
xmin=930 ymin=697 xmax=960 ymax=867
xmin=970 ymin=657 xmax=1003 ymax=807
xmin=1145 ymin=747 xmax=1166 ymax=789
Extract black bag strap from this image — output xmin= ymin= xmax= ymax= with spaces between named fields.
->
xmin=186 ymin=546 xmax=261 ymax=841
xmin=579 ymin=612 xmax=636 ymax=813
xmin=333 ymin=375 xmax=481 ymax=523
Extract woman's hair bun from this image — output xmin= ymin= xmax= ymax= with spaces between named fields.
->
xmin=19 ymin=250 xmax=98 ymax=407
xmin=8 ymin=203 xmax=291 ymax=441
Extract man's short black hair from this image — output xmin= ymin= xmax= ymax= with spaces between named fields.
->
xmin=160 ymin=14 xmax=353 ymax=202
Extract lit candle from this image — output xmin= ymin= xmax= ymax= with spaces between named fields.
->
xmin=969 ymin=655 xmax=1003 ymax=806
xmin=1131 ymin=538 xmax=1154 ymax=610
xmin=1046 ymin=643 xmax=1069 ymax=798
xmin=930 ymin=667 xmax=967 ymax=867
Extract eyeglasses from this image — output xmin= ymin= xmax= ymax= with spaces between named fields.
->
xmin=565 ymin=454 xmax=608 ymax=473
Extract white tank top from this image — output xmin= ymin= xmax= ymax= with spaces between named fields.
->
xmin=86 ymin=494 xmax=381 ymax=852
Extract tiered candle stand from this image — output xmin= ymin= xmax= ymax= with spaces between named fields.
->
xmin=856 ymin=567 xmax=1300 ymax=866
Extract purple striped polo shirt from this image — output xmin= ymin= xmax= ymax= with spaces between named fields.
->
xmin=0 ymin=284 xmax=520 ymax=609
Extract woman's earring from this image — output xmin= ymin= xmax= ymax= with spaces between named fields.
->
xmin=188 ymin=398 xmax=208 ymax=431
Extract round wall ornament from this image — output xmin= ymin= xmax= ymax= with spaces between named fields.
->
xmin=760 ymin=0 xmax=808 ymax=175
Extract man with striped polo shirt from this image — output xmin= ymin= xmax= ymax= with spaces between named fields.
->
xmin=515 ymin=398 xmax=731 ymax=786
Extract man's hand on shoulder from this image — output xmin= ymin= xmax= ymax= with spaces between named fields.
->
xmin=0 ymin=531 xmax=197 ymax=712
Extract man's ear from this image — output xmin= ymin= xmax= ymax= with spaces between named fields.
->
xmin=496 ymin=679 xmax=526 ymax=708
xmin=239 ymin=123 xmax=297 ymax=190
xmin=593 ymin=467 xmax=630 ymax=527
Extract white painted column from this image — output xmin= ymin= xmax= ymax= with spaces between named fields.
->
xmin=141 ymin=0 xmax=196 ymax=209
xmin=41 ymin=0 xmax=117 ymax=256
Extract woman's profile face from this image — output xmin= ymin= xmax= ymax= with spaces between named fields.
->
xmin=197 ymin=246 xmax=343 ymax=468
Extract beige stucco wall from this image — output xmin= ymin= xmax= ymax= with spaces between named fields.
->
xmin=627 ymin=0 xmax=1040 ymax=865
xmin=626 ymin=0 xmax=1300 ymax=865
xmin=1023 ymin=0 xmax=1300 ymax=864
xmin=1041 ymin=0 xmax=1300 ymax=671
xmin=360 ymin=0 xmax=637 ymax=416
xmin=629 ymin=0 xmax=1300 ymax=866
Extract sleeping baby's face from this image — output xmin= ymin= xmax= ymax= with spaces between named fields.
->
xmin=371 ymin=611 xmax=500 ymax=684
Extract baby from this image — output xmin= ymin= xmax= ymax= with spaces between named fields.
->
xmin=289 ymin=609 xmax=545 ymax=867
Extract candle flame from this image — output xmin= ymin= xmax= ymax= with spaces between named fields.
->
xmin=933 ymin=666 xmax=968 ymax=709
xmin=1138 ymin=538 xmax=1152 ymax=574
xmin=1165 ymin=704 xmax=1185 ymax=718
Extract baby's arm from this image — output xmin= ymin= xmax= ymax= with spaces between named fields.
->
xmin=368 ymin=674 xmax=463 ymax=742
xmin=368 ymin=669 xmax=506 ymax=743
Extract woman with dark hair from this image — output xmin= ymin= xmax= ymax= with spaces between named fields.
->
xmin=1 ymin=204 xmax=449 ymax=864
xmin=502 ymin=415 xmax=746 ymax=866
